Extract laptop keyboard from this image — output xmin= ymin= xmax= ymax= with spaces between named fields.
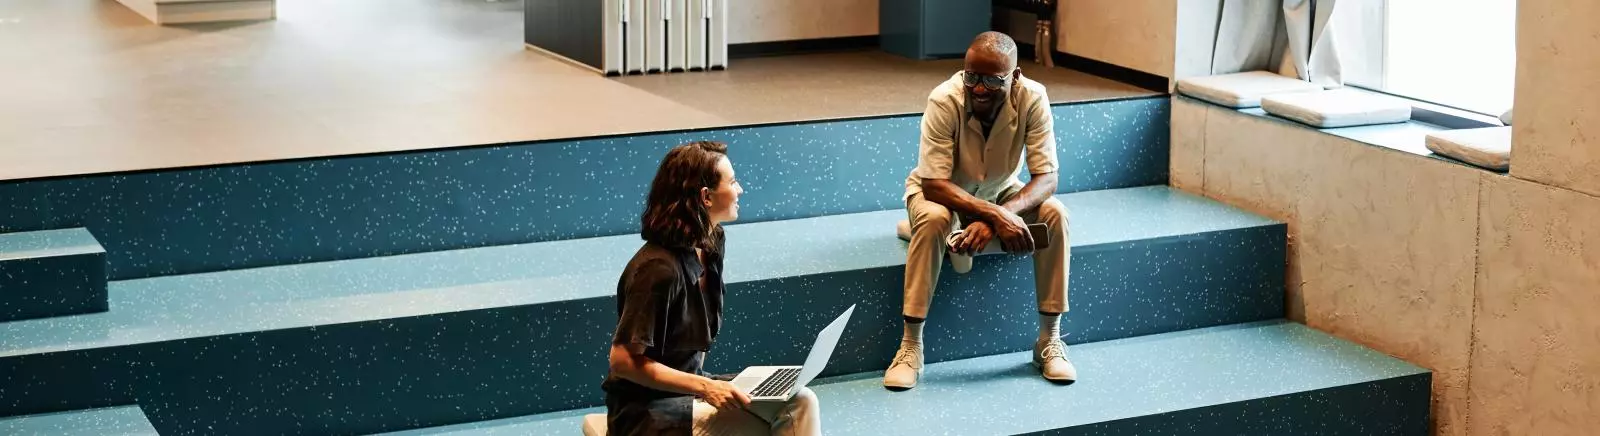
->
xmin=750 ymin=367 xmax=802 ymax=397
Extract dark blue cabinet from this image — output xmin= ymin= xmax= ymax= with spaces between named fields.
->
xmin=880 ymin=0 xmax=992 ymax=60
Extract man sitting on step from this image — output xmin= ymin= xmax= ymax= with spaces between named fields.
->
xmin=885 ymin=31 xmax=1076 ymax=390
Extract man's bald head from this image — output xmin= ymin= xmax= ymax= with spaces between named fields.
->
xmin=962 ymin=32 xmax=1020 ymax=121
xmin=967 ymin=31 xmax=1019 ymax=71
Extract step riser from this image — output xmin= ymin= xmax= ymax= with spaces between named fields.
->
xmin=0 ymin=405 xmax=159 ymax=436
xmin=0 ymin=300 xmax=615 ymax=436
xmin=1023 ymin=374 xmax=1430 ymax=436
xmin=0 ymin=225 xmax=1281 ymax=435
xmin=0 ymin=351 xmax=138 ymax=420
xmin=0 ymin=98 xmax=1169 ymax=281
xmin=0 ymin=229 xmax=108 ymax=322
xmin=0 ymin=257 xmax=107 ymax=322
xmin=713 ymin=226 xmax=1287 ymax=374
xmin=368 ymin=323 xmax=1431 ymax=435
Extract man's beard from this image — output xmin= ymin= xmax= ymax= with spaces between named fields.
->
xmin=969 ymin=93 xmax=1004 ymax=120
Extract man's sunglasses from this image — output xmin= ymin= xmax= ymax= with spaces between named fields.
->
xmin=963 ymin=71 xmax=1008 ymax=90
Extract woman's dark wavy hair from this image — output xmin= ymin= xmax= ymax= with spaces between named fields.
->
xmin=641 ymin=141 xmax=728 ymax=252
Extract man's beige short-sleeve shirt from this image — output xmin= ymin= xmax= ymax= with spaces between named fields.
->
xmin=905 ymin=72 xmax=1059 ymax=203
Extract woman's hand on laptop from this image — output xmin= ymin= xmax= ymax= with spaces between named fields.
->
xmin=699 ymin=379 xmax=752 ymax=410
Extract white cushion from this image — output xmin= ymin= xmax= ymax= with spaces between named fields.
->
xmin=1260 ymin=89 xmax=1412 ymax=128
xmin=581 ymin=414 xmax=607 ymax=436
xmin=1426 ymin=127 xmax=1511 ymax=171
xmin=1500 ymin=108 xmax=1514 ymax=126
xmin=1175 ymin=71 xmax=1324 ymax=108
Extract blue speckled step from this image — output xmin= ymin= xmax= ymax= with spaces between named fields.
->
xmin=0 ymin=228 xmax=107 ymax=322
xmin=0 ymin=186 xmax=1283 ymax=435
xmin=0 ymin=97 xmax=1170 ymax=281
xmin=0 ymin=405 xmax=159 ymax=435
xmin=395 ymin=322 xmax=1429 ymax=436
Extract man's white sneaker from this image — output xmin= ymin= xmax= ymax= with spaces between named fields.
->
xmin=1034 ymin=338 xmax=1078 ymax=384
xmin=883 ymin=341 xmax=924 ymax=391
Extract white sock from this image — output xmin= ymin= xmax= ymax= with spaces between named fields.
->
xmin=1038 ymin=313 xmax=1061 ymax=343
xmin=902 ymin=321 xmax=924 ymax=346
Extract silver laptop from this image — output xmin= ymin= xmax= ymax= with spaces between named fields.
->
xmin=729 ymin=305 xmax=855 ymax=402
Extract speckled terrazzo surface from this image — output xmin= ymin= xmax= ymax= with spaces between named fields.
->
xmin=375 ymin=407 xmax=603 ymax=436
xmin=0 ymin=228 xmax=103 ymax=261
xmin=0 ymin=185 xmax=1285 ymax=435
xmin=382 ymin=322 xmax=1431 ymax=436
xmin=0 ymin=186 xmax=1271 ymax=358
xmin=0 ymin=98 xmax=1170 ymax=280
xmin=0 ymin=405 xmax=159 ymax=435
xmin=804 ymin=321 xmax=1426 ymax=435
xmin=0 ymin=227 xmax=107 ymax=322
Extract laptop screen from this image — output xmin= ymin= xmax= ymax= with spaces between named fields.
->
xmin=793 ymin=304 xmax=855 ymax=391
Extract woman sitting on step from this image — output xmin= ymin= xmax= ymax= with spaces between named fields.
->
xmin=602 ymin=140 xmax=823 ymax=436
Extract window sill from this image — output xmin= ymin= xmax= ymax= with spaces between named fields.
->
xmin=1183 ymin=88 xmax=1508 ymax=175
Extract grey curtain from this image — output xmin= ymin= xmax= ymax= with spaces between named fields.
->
xmin=1211 ymin=0 xmax=1282 ymax=75
xmin=1211 ymin=0 xmax=1351 ymax=88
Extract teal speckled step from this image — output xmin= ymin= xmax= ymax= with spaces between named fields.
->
xmin=0 ymin=405 xmax=159 ymax=435
xmin=390 ymin=321 xmax=1430 ymax=436
xmin=0 ymin=98 xmax=1171 ymax=281
xmin=0 ymin=186 xmax=1285 ymax=435
xmin=0 ymin=228 xmax=106 ymax=322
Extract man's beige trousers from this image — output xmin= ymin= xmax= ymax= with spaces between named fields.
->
xmin=902 ymin=187 xmax=1070 ymax=318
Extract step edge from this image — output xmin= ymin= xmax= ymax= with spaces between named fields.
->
xmin=0 ymin=228 xmax=106 ymax=262
xmin=394 ymin=322 xmax=1429 ymax=435
xmin=0 ymin=404 xmax=158 ymax=434
xmin=458 ymin=373 xmax=1431 ymax=436
xmin=0 ymin=223 xmax=1281 ymax=358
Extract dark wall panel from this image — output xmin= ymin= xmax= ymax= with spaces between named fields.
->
xmin=525 ymin=0 xmax=603 ymax=69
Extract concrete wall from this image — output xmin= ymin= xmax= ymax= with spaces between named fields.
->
xmin=1178 ymin=104 xmax=1600 ymax=435
xmin=1173 ymin=1 xmax=1600 ymax=434
xmin=732 ymin=0 xmax=1196 ymax=74
xmin=1509 ymin=0 xmax=1600 ymax=198
xmin=1171 ymin=100 xmax=1481 ymax=435
xmin=1056 ymin=0 xmax=1177 ymax=77
xmin=1470 ymin=174 xmax=1600 ymax=436
xmin=730 ymin=0 xmax=877 ymax=44
xmin=1467 ymin=0 xmax=1600 ymax=434
xmin=1048 ymin=0 xmax=1221 ymax=87
xmin=1172 ymin=2 xmax=1600 ymax=431
xmin=740 ymin=0 xmax=1217 ymax=87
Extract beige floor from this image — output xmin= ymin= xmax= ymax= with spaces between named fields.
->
xmin=0 ymin=0 xmax=1154 ymax=181
xmin=616 ymin=51 xmax=1151 ymax=125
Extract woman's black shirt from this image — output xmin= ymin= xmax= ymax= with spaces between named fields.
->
xmin=601 ymin=240 xmax=724 ymax=435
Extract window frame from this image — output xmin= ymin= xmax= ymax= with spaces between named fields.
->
xmin=1332 ymin=0 xmax=1516 ymax=119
